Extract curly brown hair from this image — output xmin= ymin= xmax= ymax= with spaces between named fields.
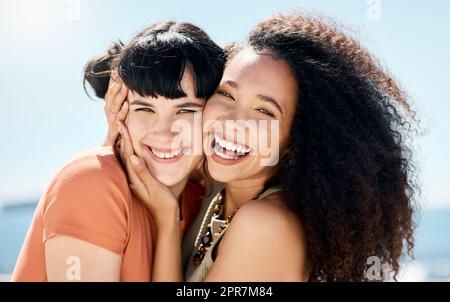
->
xmin=232 ymin=13 xmax=420 ymax=281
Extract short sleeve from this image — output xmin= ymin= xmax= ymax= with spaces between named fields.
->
xmin=41 ymin=152 xmax=130 ymax=256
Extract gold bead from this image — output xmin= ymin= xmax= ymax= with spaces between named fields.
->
xmin=213 ymin=204 xmax=221 ymax=214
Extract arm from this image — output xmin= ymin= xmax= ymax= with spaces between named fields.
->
xmin=45 ymin=235 xmax=121 ymax=282
xmin=152 ymin=216 xmax=184 ymax=282
xmin=119 ymin=123 xmax=184 ymax=281
xmin=39 ymin=152 xmax=130 ymax=282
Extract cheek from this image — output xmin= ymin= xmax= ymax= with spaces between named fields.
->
xmin=176 ymin=117 xmax=201 ymax=148
xmin=127 ymin=112 xmax=155 ymax=133
xmin=252 ymin=119 xmax=289 ymax=167
xmin=202 ymin=99 xmax=230 ymax=140
xmin=203 ymin=97 xmax=231 ymax=121
xmin=202 ymin=102 xmax=217 ymax=122
xmin=126 ymin=115 xmax=151 ymax=152
xmin=126 ymin=127 xmax=142 ymax=154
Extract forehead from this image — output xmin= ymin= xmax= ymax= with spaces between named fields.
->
xmin=223 ymin=47 xmax=299 ymax=108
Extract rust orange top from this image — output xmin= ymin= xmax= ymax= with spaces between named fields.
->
xmin=12 ymin=146 xmax=203 ymax=281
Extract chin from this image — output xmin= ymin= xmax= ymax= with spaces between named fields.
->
xmin=206 ymin=164 xmax=240 ymax=183
xmin=150 ymin=172 xmax=183 ymax=187
xmin=143 ymin=165 xmax=182 ymax=187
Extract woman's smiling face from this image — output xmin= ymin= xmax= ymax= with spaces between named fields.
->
xmin=203 ymin=47 xmax=299 ymax=183
xmin=126 ymin=68 xmax=205 ymax=187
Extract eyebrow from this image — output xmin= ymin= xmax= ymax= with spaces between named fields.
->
xmin=223 ymin=80 xmax=238 ymax=89
xmin=175 ymin=102 xmax=204 ymax=108
xmin=256 ymin=94 xmax=283 ymax=114
xmin=130 ymin=100 xmax=153 ymax=107
xmin=130 ymin=100 xmax=203 ymax=108
xmin=222 ymin=80 xmax=283 ymax=114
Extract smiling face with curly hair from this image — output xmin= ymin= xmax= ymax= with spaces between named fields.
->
xmin=204 ymin=13 xmax=418 ymax=281
xmin=203 ymin=47 xmax=298 ymax=184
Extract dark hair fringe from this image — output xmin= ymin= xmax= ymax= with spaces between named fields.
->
xmin=83 ymin=21 xmax=225 ymax=101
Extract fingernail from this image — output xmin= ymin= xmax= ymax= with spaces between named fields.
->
xmin=130 ymin=155 xmax=140 ymax=166
xmin=118 ymin=123 xmax=123 ymax=134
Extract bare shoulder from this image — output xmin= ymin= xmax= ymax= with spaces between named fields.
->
xmin=206 ymin=192 xmax=307 ymax=281
xmin=231 ymin=193 xmax=306 ymax=244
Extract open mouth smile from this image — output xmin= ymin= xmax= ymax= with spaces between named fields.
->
xmin=146 ymin=146 xmax=185 ymax=163
xmin=211 ymin=133 xmax=252 ymax=165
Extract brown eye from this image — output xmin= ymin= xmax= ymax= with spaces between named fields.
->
xmin=257 ymin=108 xmax=275 ymax=117
xmin=177 ymin=109 xmax=196 ymax=114
xmin=135 ymin=107 xmax=154 ymax=113
xmin=216 ymin=90 xmax=235 ymax=101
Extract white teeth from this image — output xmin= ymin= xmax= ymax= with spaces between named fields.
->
xmin=218 ymin=138 xmax=226 ymax=149
xmin=214 ymin=143 xmax=236 ymax=159
xmin=151 ymin=148 xmax=181 ymax=159
xmin=213 ymin=134 xmax=251 ymax=156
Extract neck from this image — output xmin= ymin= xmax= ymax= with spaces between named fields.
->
xmin=223 ymin=175 xmax=268 ymax=218
xmin=169 ymin=177 xmax=189 ymax=201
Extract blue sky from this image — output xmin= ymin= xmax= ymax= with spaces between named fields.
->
xmin=0 ymin=0 xmax=449 ymax=209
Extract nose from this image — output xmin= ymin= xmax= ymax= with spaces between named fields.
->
xmin=219 ymin=105 xmax=251 ymax=124
xmin=150 ymin=115 xmax=179 ymax=144
xmin=215 ymin=107 xmax=253 ymax=139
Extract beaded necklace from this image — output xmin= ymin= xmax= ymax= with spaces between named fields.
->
xmin=192 ymin=189 xmax=238 ymax=267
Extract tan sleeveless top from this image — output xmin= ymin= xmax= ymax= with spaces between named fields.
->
xmin=182 ymin=185 xmax=283 ymax=282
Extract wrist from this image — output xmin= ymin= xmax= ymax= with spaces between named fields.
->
xmin=103 ymin=132 xmax=116 ymax=146
xmin=156 ymin=218 xmax=181 ymax=239
xmin=154 ymin=207 xmax=181 ymax=229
